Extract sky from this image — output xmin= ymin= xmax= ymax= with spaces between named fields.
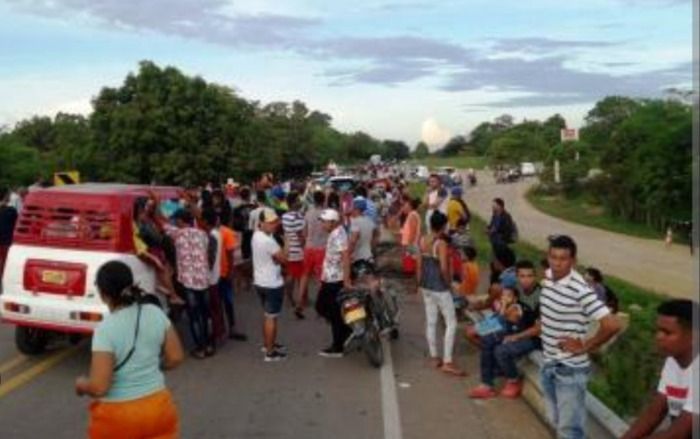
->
xmin=0 ymin=0 xmax=694 ymax=149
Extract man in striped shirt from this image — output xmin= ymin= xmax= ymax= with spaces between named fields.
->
xmin=282 ymin=192 xmax=306 ymax=319
xmin=538 ymin=235 xmax=621 ymax=439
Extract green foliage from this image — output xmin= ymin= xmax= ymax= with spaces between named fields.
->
xmin=413 ymin=141 xmax=430 ymax=158
xmin=438 ymin=135 xmax=468 ymax=156
xmin=0 ymin=134 xmax=42 ymax=186
xmin=409 ymin=153 xmax=487 ymax=170
xmin=1 ymin=61 xmax=396 ymax=186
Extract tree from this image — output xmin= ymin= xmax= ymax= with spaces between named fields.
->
xmin=0 ymin=134 xmax=41 ymax=186
xmin=439 ymin=135 xmax=467 ymax=156
xmin=382 ymin=140 xmax=411 ymax=161
xmin=413 ymin=141 xmax=429 ymax=158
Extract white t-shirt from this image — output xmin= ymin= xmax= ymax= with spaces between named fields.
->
xmin=248 ymin=206 xmax=265 ymax=233
xmin=252 ymin=230 xmax=284 ymax=288
xmin=657 ymin=356 xmax=699 ymax=419
xmin=425 ymin=188 xmax=448 ymax=225
xmin=209 ymin=228 xmax=222 ymax=286
xmin=322 ymin=226 xmax=348 ymax=283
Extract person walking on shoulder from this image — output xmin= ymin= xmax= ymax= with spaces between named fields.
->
xmin=76 ymin=261 xmax=184 ymax=439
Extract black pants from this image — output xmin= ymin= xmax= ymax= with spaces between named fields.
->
xmin=316 ymin=281 xmax=351 ymax=350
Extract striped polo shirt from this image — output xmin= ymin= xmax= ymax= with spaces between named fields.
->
xmin=540 ymin=268 xmax=610 ymax=368
xmin=282 ymin=210 xmax=306 ymax=262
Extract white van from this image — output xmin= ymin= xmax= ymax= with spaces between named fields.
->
xmin=520 ymin=162 xmax=537 ymax=177
xmin=0 ymin=184 xmax=181 ymax=354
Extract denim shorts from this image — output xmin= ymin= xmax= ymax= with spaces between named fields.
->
xmin=255 ymin=285 xmax=284 ymax=317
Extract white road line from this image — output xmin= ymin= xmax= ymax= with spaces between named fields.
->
xmin=380 ymin=338 xmax=403 ymax=439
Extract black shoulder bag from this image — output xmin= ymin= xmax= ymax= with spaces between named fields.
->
xmin=113 ymin=303 xmax=143 ymax=372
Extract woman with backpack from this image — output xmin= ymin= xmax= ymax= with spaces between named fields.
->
xmin=75 ymin=261 xmax=184 ymax=438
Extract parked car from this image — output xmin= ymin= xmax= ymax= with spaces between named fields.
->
xmin=520 ymin=162 xmax=536 ymax=177
xmin=329 ymin=176 xmax=357 ymax=193
xmin=0 ymin=184 xmax=182 ymax=355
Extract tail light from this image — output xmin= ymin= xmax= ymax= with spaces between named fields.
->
xmin=70 ymin=311 xmax=103 ymax=322
xmin=23 ymin=259 xmax=87 ymax=296
xmin=4 ymin=302 xmax=30 ymax=314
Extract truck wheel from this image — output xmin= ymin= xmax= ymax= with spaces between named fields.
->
xmin=15 ymin=326 xmax=49 ymax=355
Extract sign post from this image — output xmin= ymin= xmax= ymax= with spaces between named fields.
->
xmin=53 ymin=171 xmax=80 ymax=186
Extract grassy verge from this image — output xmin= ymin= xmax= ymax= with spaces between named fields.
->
xmin=412 ymin=181 xmax=662 ymax=418
xmin=409 ymin=154 xmax=487 ymax=170
xmin=476 ymin=213 xmax=663 ymax=418
xmin=526 ymin=188 xmax=669 ymax=242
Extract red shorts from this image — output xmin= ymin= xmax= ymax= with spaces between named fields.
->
xmin=302 ymin=247 xmax=325 ymax=280
xmin=285 ymin=260 xmax=305 ymax=279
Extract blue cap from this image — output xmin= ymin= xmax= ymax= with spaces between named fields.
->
xmin=272 ymin=186 xmax=286 ymax=200
xmin=353 ymin=197 xmax=367 ymax=212
xmin=500 ymin=271 xmax=518 ymax=290
xmin=451 ymin=186 xmax=463 ymax=196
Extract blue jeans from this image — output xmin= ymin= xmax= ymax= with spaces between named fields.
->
xmin=218 ymin=277 xmax=236 ymax=329
xmin=494 ymin=337 xmax=539 ymax=380
xmin=479 ymin=332 xmax=505 ymax=386
xmin=184 ymin=288 xmax=211 ymax=351
xmin=540 ymin=362 xmax=590 ymax=439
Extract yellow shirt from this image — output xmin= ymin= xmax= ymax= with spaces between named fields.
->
xmin=446 ymin=199 xmax=465 ymax=229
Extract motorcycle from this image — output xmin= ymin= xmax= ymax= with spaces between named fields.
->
xmin=337 ymin=261 xmax=400 ymax=368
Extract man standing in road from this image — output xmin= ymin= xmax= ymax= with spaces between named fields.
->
xmin=348 ymin=197 xmax=376 ymax=265
xmin=282 ymin=191 xmax=306 ymax=319
xmin=298 ymin=191 xmax=328 ymax=319
xmin=316 ymin=209 xmax=352 ymax=358
xmin=0 ymin=187 xmax=18 ymax=284
xmin=424 ymin=174 xmax=448 ymax=226
xmin=252 ymin=208 xmax=288 ymax=362
xmin=487 ymin=198 xmax=516 ymax=250
xmin=539 ymin=235 xmax=621 ymax=439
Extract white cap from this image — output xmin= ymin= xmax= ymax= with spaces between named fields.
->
xmin=319 ymin=209 xmax=340 ymax=222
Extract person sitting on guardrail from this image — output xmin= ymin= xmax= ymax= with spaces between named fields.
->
xmin=621 ymin=299 xmax=698 ymax=439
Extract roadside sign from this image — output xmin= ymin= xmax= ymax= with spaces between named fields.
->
xmin=560 ymin=128 xmax=579 ymax=142
xmin=53 ymin=171 xmax=80 ymax=186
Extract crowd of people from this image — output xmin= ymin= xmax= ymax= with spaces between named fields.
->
xmin=1 ymin=164 xmax=697 ymax=439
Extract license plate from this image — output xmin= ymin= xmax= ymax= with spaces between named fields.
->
xmin=343 ymin=307 xmax=366 ymax=324
xmin=41 ymin=270 xmax=67 ymax=285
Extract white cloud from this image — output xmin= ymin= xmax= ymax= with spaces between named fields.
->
xmin=421 ymin=117 xmax=452 ymax=150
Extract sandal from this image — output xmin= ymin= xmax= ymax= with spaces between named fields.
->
xmin=191 ymin=349 xmax=207 ymax=360
xmin=429 ymin=357 xmax=443 ymax=369
xmin=441 ymin=362 xmax=466 ymax=377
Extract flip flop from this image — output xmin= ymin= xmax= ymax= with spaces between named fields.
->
xmin=441 ymin=363 xmax=466 ymax=377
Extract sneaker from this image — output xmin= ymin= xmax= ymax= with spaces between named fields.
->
xmin=500 ymin=380 xmax=523 ymax=399
xmin=264 ymin=349 xmax=288 ymax=362
xmin=468 ymin=384 xmax=498 ymax=399
xmin=318 ymin=347 xmax=344 ymax=358
xmin=260 ymin=343 xmax=287 ymax=353
xmin=229 ymin=331 xmax=248 ymax=341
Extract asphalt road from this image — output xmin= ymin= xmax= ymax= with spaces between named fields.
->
xmin=463 ymin=171 xmax=696 ymax=299
xmin=0 ymin=243 xmax=551 ymax=439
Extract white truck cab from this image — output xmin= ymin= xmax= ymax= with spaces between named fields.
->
xmin=0 ymin=184 xmax=181 ymax=354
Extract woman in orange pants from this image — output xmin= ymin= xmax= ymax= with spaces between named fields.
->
xmin=76 ymin=261 xmax=184 ymax=438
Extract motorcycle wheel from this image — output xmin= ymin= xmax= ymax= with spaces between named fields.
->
xmin=363 ymin=319 xmax=384 ymax=368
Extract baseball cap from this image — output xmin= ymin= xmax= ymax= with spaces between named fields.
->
xmin=353 ymin=197 xmax=367 ymax=212
xmin=319 ymin=209 xmax=340 ymax=222
xmin=451 ymin=186 xmax=463 ymax=196
xmin=260 ymin=208 xmax=279 ymax=223
xmin=272 ymin=186 xmax=286 ymax=200
xmin=500 ymin=271 xmax=518 ymax=290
